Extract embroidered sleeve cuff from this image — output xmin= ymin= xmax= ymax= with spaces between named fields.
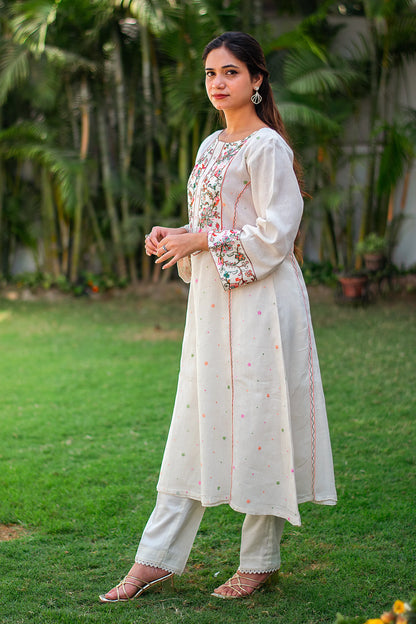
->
xmin=207 ymin=230 xmax=256 ymax=291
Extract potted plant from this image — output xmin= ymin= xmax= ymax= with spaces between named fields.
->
xmin=355 ymin=233 xmax=387 ymax=271
xmin=337 ymin=272 xmax=368 ymax=300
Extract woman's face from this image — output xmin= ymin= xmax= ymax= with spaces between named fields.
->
xmin=204 ymin=46 xmax=261 ymax=113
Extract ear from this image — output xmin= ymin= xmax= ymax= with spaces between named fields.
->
xmin=252 ymin=74 xmax=263 ymax=90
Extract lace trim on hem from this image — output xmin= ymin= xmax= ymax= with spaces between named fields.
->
xmin=238 ymin=567 xmax=279 ymax=574
xmin=134 ymin=559 xmax=176 ymax=575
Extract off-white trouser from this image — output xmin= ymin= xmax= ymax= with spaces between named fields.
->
xmin=135 ymin=493 xmax=285 ymax=575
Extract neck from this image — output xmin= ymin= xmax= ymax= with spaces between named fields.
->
xmin=222 ymin=108 xmax=265 ymax=139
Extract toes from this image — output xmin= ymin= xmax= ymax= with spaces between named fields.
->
xmin=214 ymin=584 xmax=238 ymax=597
xmin=104 ymin=589 xmax=117 ymax=600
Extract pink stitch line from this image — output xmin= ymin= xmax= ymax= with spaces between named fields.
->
xmin=219 ymin=139 xmax=250 ymax=229
xmin=233 ymin=181 xmax=251 ymax=228
xmin=232 ymin=176 xmax=256 ymax=283
xmin=290 ymin=253 xmax=317 ymax=498
xmin=238 ymin=237 xmax=257 ymax=282
xmin=228 ymin=289 xmax=235 ymax=501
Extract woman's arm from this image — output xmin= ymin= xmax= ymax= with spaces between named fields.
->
xmin=208 ymin=136 xmax=303 ymax=290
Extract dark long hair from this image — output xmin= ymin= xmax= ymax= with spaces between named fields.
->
xmin=202 ymin=31 xmax=304 ymax=195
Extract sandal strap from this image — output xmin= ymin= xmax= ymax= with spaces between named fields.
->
xmin=223 ymin=572 xmax=267 ymax=596
xmin=116 ymin=575 xmax=146 ymax=600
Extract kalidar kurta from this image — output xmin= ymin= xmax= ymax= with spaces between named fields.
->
xmin=157 ymin=127 xmax=337 ymax=526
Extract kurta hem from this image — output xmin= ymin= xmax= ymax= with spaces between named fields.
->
xmin=157 ymin=487 xmax=302 ymax=526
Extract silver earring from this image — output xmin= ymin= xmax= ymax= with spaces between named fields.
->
xmin=251 ymin=87 xmax=262 ymax=105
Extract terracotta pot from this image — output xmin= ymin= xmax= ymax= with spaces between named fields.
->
xmin=363 ymin=253 xmax=385 ymax=272
xmin=338 ymin=275 xmax=368 ymax=299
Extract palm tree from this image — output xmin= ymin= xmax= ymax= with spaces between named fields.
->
xmin=355 ymin=0 xmax=416 ymax=241
xmin=266 ymin=14 xmax=362 ymax=269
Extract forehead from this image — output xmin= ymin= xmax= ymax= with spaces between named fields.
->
xmin=204 ymin=46 xmax=246 ymax=69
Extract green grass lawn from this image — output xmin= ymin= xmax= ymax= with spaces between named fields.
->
xmin=0 ymin=286 xmax=415 ymax=624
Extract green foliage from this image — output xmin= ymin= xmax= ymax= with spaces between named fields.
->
xmin=355 ymin=232 xmax=386 ymax=255
xmin=0 ymin=293 xmax=415 ymax=623
xmin=301 ymin=259 xmax=336 ymax=285
xmin=334 ymin=616 xmax=366 ymax=624
xmin=0 ymin=39 xmax=30 ymax=105
xmin=0 ymin=0 xmax=415 ymax=285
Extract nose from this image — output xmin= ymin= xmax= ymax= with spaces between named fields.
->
xmin=212 ymin=74 xmax=225 ymax=89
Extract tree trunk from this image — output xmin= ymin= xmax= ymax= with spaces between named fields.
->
xmin=40 ymin=167 xmax=60 ymax=277
xmin=178 ymin=123 xmax=189 ymax=224
xmin=86 ymin=200 xmax=111 ymax=273
xmin=70 ymin=76 xmax=90 ymax=283
xmin=0 ymin=161 xmax=4 ymax=275
xmin=97 ymin=104 xmax=127 ymax=280
xmin=112 ymin=28 xmax=139 ymax=285
xmin=141 ymin=24 xmax=153 ymax=282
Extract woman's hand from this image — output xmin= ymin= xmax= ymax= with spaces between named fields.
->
xmin=145 ymin=226 xmax=187 ymax=257
xmin=155 ymin=232 xmax=209 ymax=270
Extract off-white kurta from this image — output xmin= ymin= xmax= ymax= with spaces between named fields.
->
xmin=157 ymin=127 xmax=337 ymax=526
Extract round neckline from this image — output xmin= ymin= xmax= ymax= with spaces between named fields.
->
xmin=217 ymin=127 xmax=268 ymax=145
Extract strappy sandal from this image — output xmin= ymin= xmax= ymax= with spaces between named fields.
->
xmin=211 ymin=570 xmax=274 ymax=599
xmin=99 ymin=572 xmax=174 ymax=603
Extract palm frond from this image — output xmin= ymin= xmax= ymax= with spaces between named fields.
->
xmin=8 ymin=0 xmax=58 ymax=54
xmin=377 ymin=121 xmax=415 ymax=195
xmin=266 ymin=31 xmax=328 ymax=61
xmin=115 ymin=0 xmax=175 ymax=35
xmin=0 ymin=123 xmax=81 ymax=213
xmin=284 ymin=50 xmax=360 ymax=95
xmin=277 ymin=101 xmax=340 ymax=134
xmin=0 ymin=40 xmax=30 ymax=105
xmin=43 ymin=45 xmax=97 ymax=73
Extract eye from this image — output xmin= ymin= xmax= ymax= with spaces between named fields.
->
xmin=205 ymin=71 xmax=215 ymax=78
xmin=226 ymin=70 xmax=237 ymax=75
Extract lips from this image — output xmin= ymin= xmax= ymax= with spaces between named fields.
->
xmin=212 ymin=94 xmax=228 ymax=99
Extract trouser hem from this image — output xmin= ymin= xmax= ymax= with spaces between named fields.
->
xmin=238 ymin=567 xmax=280 ymax=574
xmin=134 ymin=558 xmax=177 ymax=575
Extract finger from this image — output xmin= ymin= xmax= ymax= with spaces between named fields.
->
xmin=156 ymin=241 xmax=171 ymax=257
xmin=145 ymin=243 xmax=156 ymax=256
xmin=155 ymin=252 xmax=170 ymax=264
xmin=161 ymin=256 xmax=178 ymax=269
xmin=156 ymin=237 xmax=168 ymax=253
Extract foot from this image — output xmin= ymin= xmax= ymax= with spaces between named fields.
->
xmin=102 ymin=563 xmax=170 ymax=601
xmin=212 ymin=570 xmax=272 ymax=598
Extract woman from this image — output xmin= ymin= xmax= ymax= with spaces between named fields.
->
xmin=100 ymin=31 xmax=336 ymax=602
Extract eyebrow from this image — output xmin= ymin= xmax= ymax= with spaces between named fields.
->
xmin=205 ymin=64 xmax=239 ymax=71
